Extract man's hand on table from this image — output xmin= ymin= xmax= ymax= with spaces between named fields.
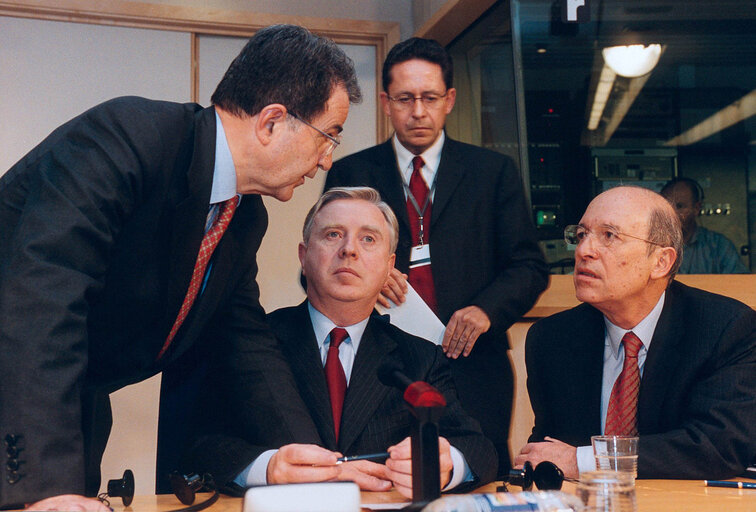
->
xmin=385 ymin=436 xmax=453 ymax=498
xmin=266 ymin=444 xmax=391 ymax=490
xmin=26 ymin=494 xmax=111 ymax=511
xmin=515 ymin=436 xmax=579 ymax=479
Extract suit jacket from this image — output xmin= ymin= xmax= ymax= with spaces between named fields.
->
xmin=525 ymin=280 xmax=756 ymax=479
xmin=0 ymin=97 xmax=318 ymax=507
xmin=183 ymin=302 xmax=498 ymax=490
xmin=273 ymin=303 xmax=498 ymax=489
xmin=325 ymin=136 xmax=549 ymax=473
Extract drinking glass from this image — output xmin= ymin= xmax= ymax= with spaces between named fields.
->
xmin=577 ymin=470 xmax=637 ymax=512
xmin=591 ymin=435 xmax=638 ymax=478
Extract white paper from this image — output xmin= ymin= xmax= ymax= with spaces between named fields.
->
xmin=361 ymin=503 xmax=412 ymax=510
xmin=375 ymin=283 xmax=446 ymax=346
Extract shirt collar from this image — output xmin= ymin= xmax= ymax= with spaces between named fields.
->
xmin=308 ymin=301 xmax=369 ymax=352
xmin=604 ymin=291 xmax=666 ymax=358
xmin=210 ymin=110 xmax=238 ymax=205
xmin=393 ymin=130 xmax=445 ymax=185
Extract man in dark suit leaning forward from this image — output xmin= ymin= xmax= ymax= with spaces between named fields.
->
xmin=189 ymin=187 xmax=497 ymax=497
xmin=516 ymin=185 xmax=756 ymax=479
xmin=325 ymin=36 xmax=549 ymax=477
xmin=0 ymin=24 xmax=360 ymax=510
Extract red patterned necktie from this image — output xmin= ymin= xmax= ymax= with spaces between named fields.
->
xmin=325 ymin=328 xmax=348 ymax=441
xmin=605 ymin=331 xmax=643 ymax=435
xmin=157 ymin=195 xmax=240 ymax=360
xmin=406 ymin=156 xmax=438 ymax=314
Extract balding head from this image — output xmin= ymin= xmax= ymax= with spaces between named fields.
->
xmin=573 ymin=186 xmax=682 ymax=328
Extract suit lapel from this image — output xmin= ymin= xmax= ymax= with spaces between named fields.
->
xmin=164 ymin=108 xmax=216 ymax=337
xmin=338 ymin=315 xmax=395 ymax=453
xmin=638 ymin=286 xmax=685 ymax=433
xmin=573 ymin=306 xmax=606 ymax=434
xmin=278 ymin=303 xmax=338 ymax=449
xmin=374 ymin=141 xmax=411 ymax=235
xmin=431 ymin=138 xmax=466 ymax=227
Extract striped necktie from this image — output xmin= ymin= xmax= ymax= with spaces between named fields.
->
xmin=605 ymin=331 xmax=643 ymax=435
xmin=157 ymin=196 xmax=240 ymax=360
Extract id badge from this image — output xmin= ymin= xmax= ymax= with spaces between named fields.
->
xmin=409 ymin=244 xmax=431 ymax=269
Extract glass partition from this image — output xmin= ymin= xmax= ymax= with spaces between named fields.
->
xmin=447 ymin=0 xmax=754 ymax=273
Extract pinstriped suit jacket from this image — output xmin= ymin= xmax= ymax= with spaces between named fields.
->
xmin=268 ymin=302 xmax=499 ymax=489
xmin=526 ymin=281 xmax=756 ymax=479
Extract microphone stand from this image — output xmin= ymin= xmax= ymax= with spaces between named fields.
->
xmin=376 ymin=362 xmax=447 ymax=506
xmin=410 ymin=404 xmax=445 ymax=503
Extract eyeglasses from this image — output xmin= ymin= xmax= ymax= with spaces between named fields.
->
xmin=288 ymin=112 xmax=341 ymax=157
xmin=564 ymin=224 xmax=664 ymax=248
xmin=386 ymin=92 xmax=448 ymax=111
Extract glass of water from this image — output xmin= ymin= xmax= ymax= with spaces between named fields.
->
xmin=591 ymin=435 xmax=639 ymax=478
xmin=577 ymin=471 xmax=637 ymax=512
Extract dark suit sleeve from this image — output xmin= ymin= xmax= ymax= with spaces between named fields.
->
xmin=0 ymin=102 xmax=168 ymax=506
xmin=638 ymin=305 xmax=756 ymax=479
xmin=524 ymin=318 xmax=560 ymax=443
xmin=181 ymin=260 xmax=321 ymax=486
xmin=426 ymin=345 xmax=498 ymax=488
xmin=468 ymin=156 xmax=548 ymax=333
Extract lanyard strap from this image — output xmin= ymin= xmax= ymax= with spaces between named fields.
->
xmin=401 ymin=169 xmax=438 ymax=221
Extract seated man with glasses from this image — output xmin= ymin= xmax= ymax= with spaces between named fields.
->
xmin=515 ymin=186 xmax=756 ymax=480
xmin=325 ymin=36 xmax=548 ymax=479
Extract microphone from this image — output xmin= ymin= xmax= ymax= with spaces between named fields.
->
xmin=377 ymin=361 xmax=446 ymax=408
xmin=378 ymin=359 xmax=446 ymax=502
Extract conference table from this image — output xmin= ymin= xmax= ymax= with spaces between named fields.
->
xmin=109 ymin=479 xmax=755 ymax=511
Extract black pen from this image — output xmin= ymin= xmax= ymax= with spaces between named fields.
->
xmin=337 ymin=451 xmax=390 ymax=463
xmin=705 ymin=480 xmax=756 ymax=489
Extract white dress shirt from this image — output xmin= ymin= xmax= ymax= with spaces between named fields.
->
xmin=199 ymin=111 xmax=240 ymax=293
xmin=236 ymin=302 xmax=472 ymax=488
xmin=575 ymin=292 xmax=666 ymax=473
xmin=393 ymin=131 xmax=445 ymax=201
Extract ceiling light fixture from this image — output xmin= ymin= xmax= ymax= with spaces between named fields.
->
xmin=587 ymin=64 xmax=617 ymax=130
xmin=602 ymin=44 xmax=662 ymax=78
xmin=665 ymin=89 xmax=756 ymax=146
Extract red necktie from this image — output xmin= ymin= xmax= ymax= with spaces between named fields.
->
xmin=605 ymin=331 xmax=643 ymax=436
xmin=325 ymin=328 xmax=348 ymax=441
xmin=406 ymin=156 xmax=438 ymax=314
xmin=157 ymin=196 xmax=240 ymax=360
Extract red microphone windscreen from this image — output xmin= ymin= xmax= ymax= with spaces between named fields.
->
xmin=403 ymin=381 xmax=446 ymax=408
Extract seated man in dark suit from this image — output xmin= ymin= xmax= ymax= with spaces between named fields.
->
xmin=515 ymin=185 xmax=756 ymax=479
xmin=188 ymin=186 xmax=497 ymax=496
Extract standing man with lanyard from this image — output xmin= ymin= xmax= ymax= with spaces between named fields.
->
xmin=325 ymin=37 xmax=548 ymax=476
xmin=0 ymin=24 xmax=360 ymax=510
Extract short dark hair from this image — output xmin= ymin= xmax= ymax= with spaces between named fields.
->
xmin=382 ymin=37 xmax=453 ymax=92
xmin=661 ymin=177 xmax=704 ymax=203
xmin=212 ymin=24 xmax=361 ymax=121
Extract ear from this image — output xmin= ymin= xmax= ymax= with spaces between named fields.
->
xmin=651 ymin=246 xmax=677 ymax=279
xmin=255 ymin=104 xmax=288 ymax=145
xmin=379 ymin=92 xmax=392 ymax=117
xmin=298 ymin=242 xmax=307 ymax=274
xmin=444 ymin=88 xmax=457 ymax=114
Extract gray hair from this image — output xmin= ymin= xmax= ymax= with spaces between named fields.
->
xmin=303 ymin=187 xmax=399 ymax=253
xmin=647 ymin=202 xmax=684 ymax=280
